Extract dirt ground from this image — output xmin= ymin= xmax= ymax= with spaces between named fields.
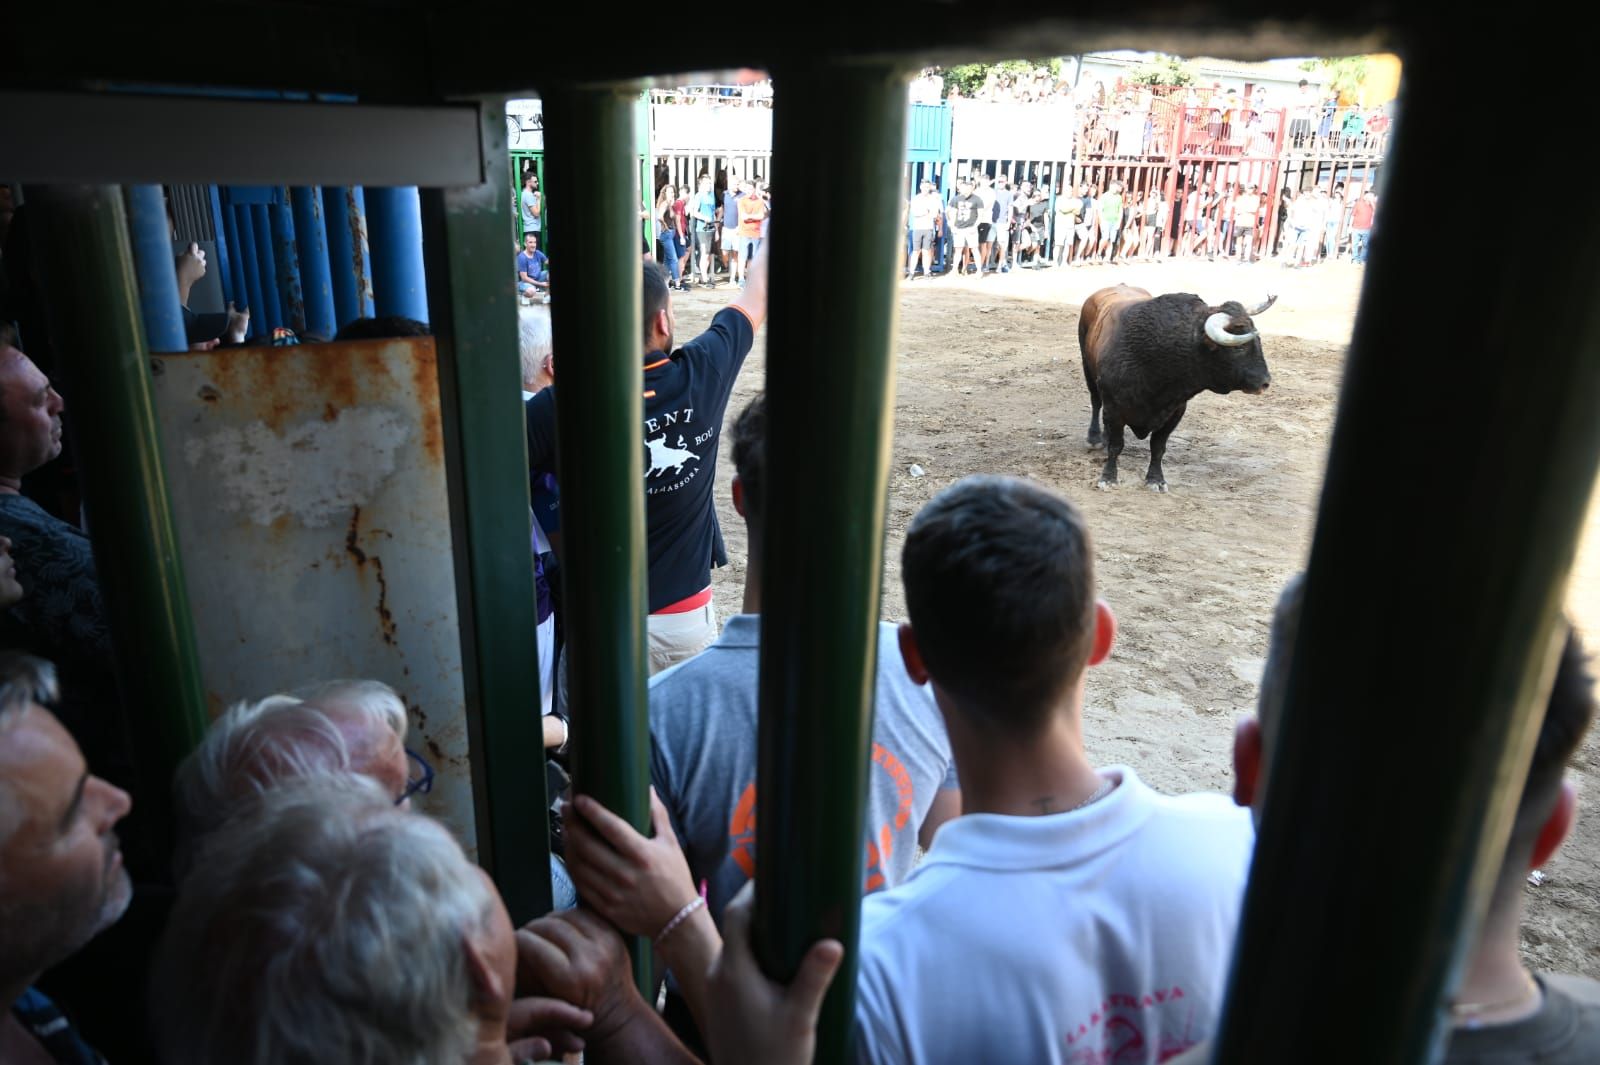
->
xmin=669 ymin=253 xmax=1599 ymax=978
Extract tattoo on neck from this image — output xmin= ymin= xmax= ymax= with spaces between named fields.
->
xmin=1032 ymin=796 xmax=1057 ymax=814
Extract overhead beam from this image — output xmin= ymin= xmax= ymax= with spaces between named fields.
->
xmin=7 ymin=6 xmax=1404 ymax=104
xmin=0 ymin=92 xmax=483 ymax=187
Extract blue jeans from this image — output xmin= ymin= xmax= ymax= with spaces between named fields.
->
xmin=659 ymin=230 xmax=682 ymax=281
xmin=1350 ymin=229 xmax=1370 ymax=263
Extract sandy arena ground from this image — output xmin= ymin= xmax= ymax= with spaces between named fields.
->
xmin=667 ymin=251 xmax=1599 ymax=978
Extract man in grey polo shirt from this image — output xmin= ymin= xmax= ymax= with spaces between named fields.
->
xmin=647 ymin=393 xmax=960 ymax=927
xmin=561 ymin=392 xmax=959 ymax=1054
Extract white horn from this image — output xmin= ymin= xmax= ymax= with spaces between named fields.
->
xmin=1245 ymin=293 xmax=1278 ymax=315
xmin=1205 ymin=312 xmax=1256 ymax=347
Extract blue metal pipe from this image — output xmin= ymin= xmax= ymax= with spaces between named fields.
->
xmin=250 ymin=204 xmax=284 ymax=333
xmin=207 ymin=186 xmax=235 ymax=307
xmin=232 ymin=204 xmax=266 ymax=339
xmin=269 ymin=190 xmax=305 ymax=335
xmin=322 ymin=186 xmax=359 ymax=329
xmin=364 ymin=185 xmax=429 ymax=323
xmin=219 ymin=195 xmax=246 ymax=318
xmin=290 ymin=187 xmax=337 ymax=340
xmin=123 ymin=184 xmax=188 ymax=352
xmin=323 ymin=186 xmax=374 ymax=328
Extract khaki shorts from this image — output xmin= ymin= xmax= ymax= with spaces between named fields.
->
xmin=647 ymin=600 xmax=718 ymax=674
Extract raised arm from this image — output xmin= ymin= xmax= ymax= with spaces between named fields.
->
xmin=729 ymin=240 xmax=768 ymax=331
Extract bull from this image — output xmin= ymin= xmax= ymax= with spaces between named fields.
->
xmin=1078 ymin=284 xmax=1277 ymax=491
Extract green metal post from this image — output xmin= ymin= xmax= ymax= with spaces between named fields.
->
xmin=1211 ymin=52 xmax=1600 ymax=1064
xmin=26 ymin=184 xmax=209 ymax=830
xmin=420 ymin=104 xmax=552 ymax=924
xmin=542 ymin=84 xmax=652 ymax=991
xmin=755 ymin=62 xmax=909 ymax=1064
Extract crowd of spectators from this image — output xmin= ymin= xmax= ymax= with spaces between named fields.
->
xmin=905 ymin=168 xmax=1378 ymax=274
xmin=0 ymin=135 xmax=1582 ymax=1065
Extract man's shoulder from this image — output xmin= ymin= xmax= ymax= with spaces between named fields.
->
xmin=525 ymin=385 xmax=557 ymax=423
xmin=681 ymin=305 xmax=756 ymax=365
xmin=859 ymin=863 xmax=962 ymax=955
xmin=649 ymin=639 xmax=759 ymax=728
xmin=1146 ymin=788 xmax=1255 ymax=836
xmin=0 ymin=494 xmax=72 ymax=537
xmin=1441 ymin=972 xmax=1600 ymax=1065
xmin=1545 ymin=971 xmax=1600 ymax=1008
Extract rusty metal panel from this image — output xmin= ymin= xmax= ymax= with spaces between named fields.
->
xmin=149 ymin=337 xmax=478 ymax=852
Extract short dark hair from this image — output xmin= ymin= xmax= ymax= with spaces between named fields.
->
xmin=902 ymin=476 xmax=1097 ymax=733
xmin=642 ymin=261 xmax=669 ymax=348
xmin=729 ymin=393 xmax=766 ymax=522
xmin=333 ymin=316 xmax=431 ymax=342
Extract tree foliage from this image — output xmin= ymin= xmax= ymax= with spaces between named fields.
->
xmin=1298 ymin=56 xmax=1371 ymax=99
xmin=940 ymin=58 xmax=1064 ymax=97
xmin=1128 ymin=55 xmax=1197 ymax=87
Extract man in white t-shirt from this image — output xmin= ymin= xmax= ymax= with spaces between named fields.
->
xmin=853 ymin=475 xmax=1254 ymax=1065
xmin=906 ymin=179 xmax=944 ymax=280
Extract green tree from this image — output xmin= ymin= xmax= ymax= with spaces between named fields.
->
xmin=1299 ymin=56 xmax=1370 ymax=99
xmin=1128 ymin=55 xmax=1196 ymax=87
xmin=939 ymin=58 xmax=1064 ymax=97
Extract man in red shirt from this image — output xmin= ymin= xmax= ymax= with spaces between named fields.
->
xmin=1349 ymin=189 xmax=1376 ymax=264
xmin=736 ymin=181 xmax=767 ymax=265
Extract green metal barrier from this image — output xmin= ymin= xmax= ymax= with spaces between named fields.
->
xmin=422 ymin=102 xmax=553 ymax=924
xmin=754 ymin=61 xmax=910 ymax=1064
xmin=541 ymin=84 xmax=653 ymax=992
xmin=26 ymin=184 xmax=210 ymax=856
xmin=1210 ymin=49 xmax=1600 ymax=1064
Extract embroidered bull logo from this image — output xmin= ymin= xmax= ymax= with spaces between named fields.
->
xmin=646 ymin=434 xmax=699 ymax=478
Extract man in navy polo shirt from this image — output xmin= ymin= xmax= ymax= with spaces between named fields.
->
xmin=526 ymin=245 xmax=768 ymax=675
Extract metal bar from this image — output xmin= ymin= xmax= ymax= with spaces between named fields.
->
xmin=322 ymin=187 xmax=361 ymax=330
xmin=230 ymin=204 xmax=266 ymax=339
xmin=542 ymin=84 xmax=652 ymax=993
xmin=220 ymin=194 xmax=247 ymax=315
xmin=755 ymin=61 xmax=908 ymax=1065
xmin=269 ymin=190 xmax=305 ymax=335
xmin=289 ymin=187 xmax=337 ymax=341
xmin=0 ymin=91 xmax=483 ymax=187
xmin=122 ymin=184 xmax=187 ymax=353
xmin=25 ymin=184 xmax=210 ymax=839
xmin=249 ymin=204 xmax=283 ymax=333
xmin=420 ymin=103 xmax=552 ymax=925
xmin=365 ymin=186 xmax=430 ymax=324
xmin=1211 ymin=54 xmax=1600 ymax=1065
xmin=207 ymin=186 xmax=235 ymax=307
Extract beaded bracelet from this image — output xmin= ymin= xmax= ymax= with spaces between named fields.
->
xmin=654 ymin=895 xmax=707 ymax=948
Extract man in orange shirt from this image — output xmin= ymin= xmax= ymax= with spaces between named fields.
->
xmin=736 ymin=180 xmax=766 ymax=264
